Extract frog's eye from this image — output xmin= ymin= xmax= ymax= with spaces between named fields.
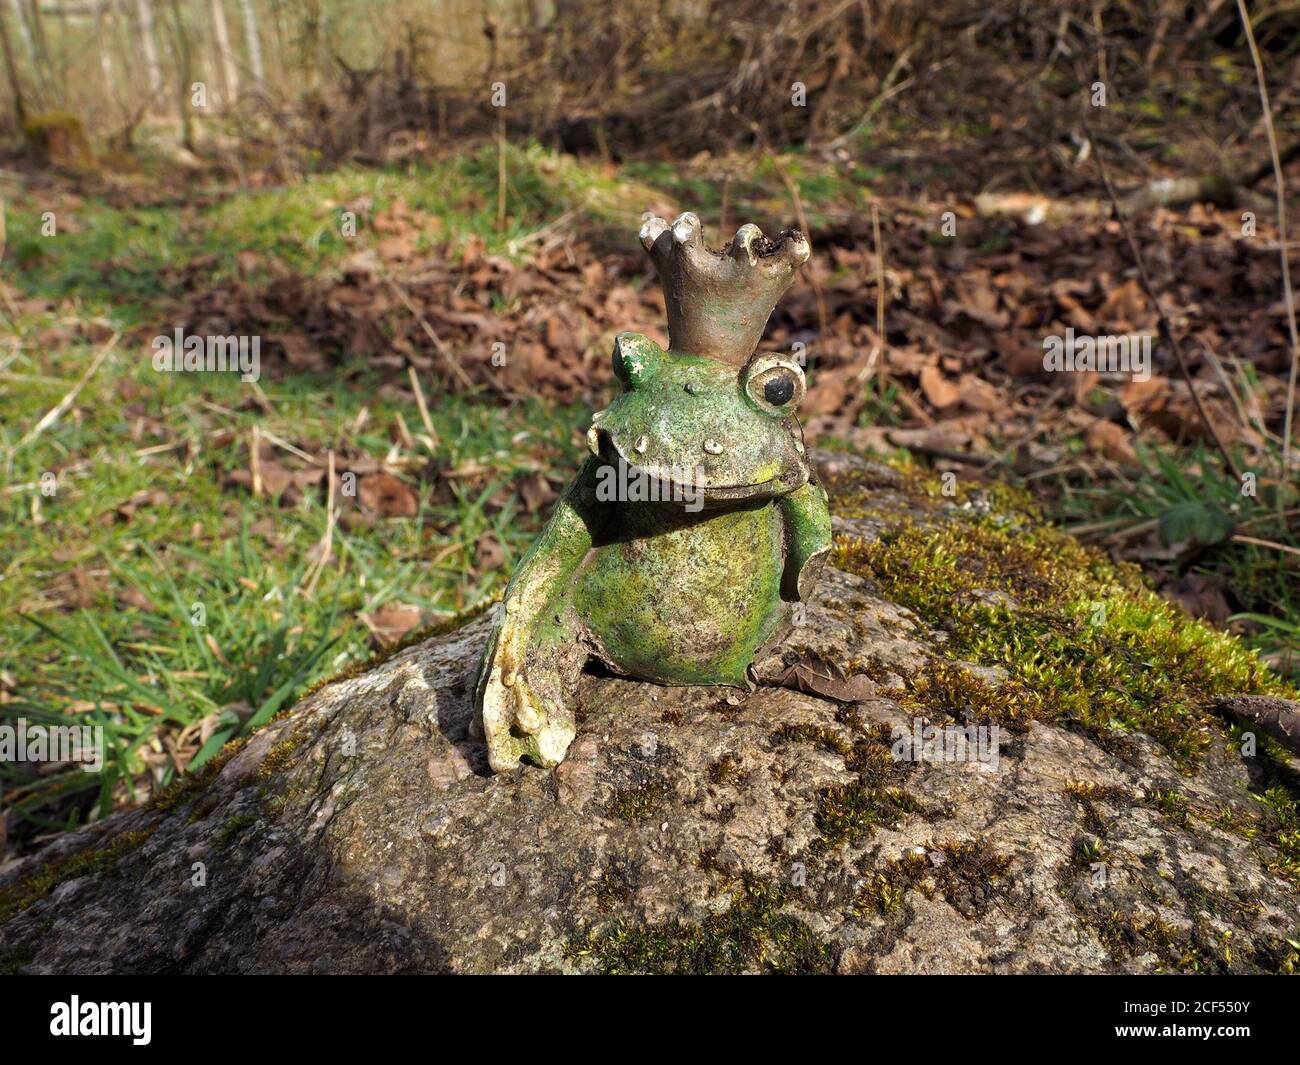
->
xmin=612 ymin=333 xmax=664 ymax=389
xmin=744 ymin=355 xmax=806 ymax=416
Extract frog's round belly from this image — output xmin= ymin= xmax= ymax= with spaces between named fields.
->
xmin=574 ymin=500 xmax=785 ymax=685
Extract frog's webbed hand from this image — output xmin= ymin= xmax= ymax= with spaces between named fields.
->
xmin=475 ymin=459 xmax=603 ymax=772
xmin=778 ymin=477 xmax=832 ymax=602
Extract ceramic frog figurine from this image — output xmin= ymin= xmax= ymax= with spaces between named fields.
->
xmin=475 ymin=212 xmax=832 ymax=771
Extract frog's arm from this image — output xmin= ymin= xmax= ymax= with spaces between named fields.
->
xmin=778 ymin=478 xmax=832 ymax=602
xmin=496 ymin=457 xmax=604 ymax=626
xmin=475 ymin=458 xmax=606 ymax=770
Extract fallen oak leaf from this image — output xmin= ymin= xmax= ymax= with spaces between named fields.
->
xmin=920 ymin=364 xmax=961 ymax=410
xmin=358 ymin=472 xmax=419 ymax=518
xmin=1085 ymin=419 xmax=1138 ymax=465
xmin=474 ymin=533 xmax=507 ymax=572
xmin=775 ymin=652 xmax=876 ymax=703
xmin=359 ymin=603 xmax=425 ymax=649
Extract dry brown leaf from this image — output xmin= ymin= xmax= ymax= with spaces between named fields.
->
xmin=475 ymin=533 xmax=507 ymax=572
xmin=1086 ymin=419 xmax=1138 ymax=464
xmin=920 ymin=364 xmax=961 ymax=409
xmin=360 ymin=603 xmax=425 ymax=649
xmin=358 ymin=472 xmax=418 ymax=517
xmin=776 ymin=653 xmax=876 ymax=703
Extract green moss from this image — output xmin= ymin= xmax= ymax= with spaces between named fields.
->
xmin=186 ymin=794 xmax=223 ymax=824
xmin=901 ymin=660 xmax=1046 ymax=731
xmin=1250 ymin=786 xmax=1300 ymax=887
xmin=1064 ymin=779 xmax=1137 ymax=836
xmin=770 ymin=722 xmax=854 ymax=760
xmin=0 ymin=945 xmax=36 ymax=974
xmin=608 ymin=782 xmax=667 ymax=823
xmin=258 ymin=732 xmax=309 ymax=780
xmin=927 ymin=839 xmax=1013 ymax=915
xmin=216 ymin=813 xmax=259 ymax=847
xmin=856 ymin=839 xmax=1012 ymax=918
xmin=1075 ymin=902 xmax=1281 ymax=974
xmin=0 ymin=829 xmax=155 ymax=926
xmin=593 ymin=867 xmax=634 ymax=913
xmin=706 ymin=754 xmax=748 ymax=786
xmin=1064 ymin=779 xmax=1134 ymax=804
xmin=1070 ymin=835 xmax=1114 ymax=870
xmin=769 ymin=719 xmax=927 ymax=854
xmin=568 ymin=878 xmax=834 ymax=974
xmin=1058 ymin=778 xmax=1300 ymax=972
xmin=854 ymin=851 xmax=930 ymax=915
xmin=815 ymin=783 xmax=922 ymax=853
xmin=1151 ymin=789 xmax=1193 ymax=827
xmin=151 ymin=739 xmax=246 ymax=814
xmin=833 ymin=506 xmax=1292 ymax=769
xmin=575 ymin=716 xmax=911 ymax=972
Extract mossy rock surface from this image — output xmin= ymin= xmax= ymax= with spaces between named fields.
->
xmin=2 ymin=451 xmax=1298 ymax=974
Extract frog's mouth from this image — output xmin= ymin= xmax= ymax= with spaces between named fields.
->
xmin=589 ymin=428 xmax=800 ymax=505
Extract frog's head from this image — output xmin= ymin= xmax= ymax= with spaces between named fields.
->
xmin=586 ymin=213 xmax=815 ymax=506
xmin=587 ymin=334 xmax=811 ymax=504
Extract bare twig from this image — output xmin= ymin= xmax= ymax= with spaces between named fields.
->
xmin=407 ymin=365 xmax=440 ymax=451
xmin=383 ymin=277 xmax=480 ymax=393
xmin=1236 ymin=0 xmax=1300 ymax=473
xmin=1232 ymin=533 xmax=1300 ymax=559
xmin=732 ymin=109 xmax=829 ymax=343
xmin=872 ymin=203 xmax=887 ymax=397
xmin=16 ymin=333 xmax=119 ymax=449
xmin=1197 ymin=337 xmax=1258 ymax=439
xmin=250 ymin=425 xmax=263 ymax=498
xmin=1081 ymin=113 xmax=1242 ymax=481
xmin=496 ymin=106 xmax=508 ymax=235
xmin=303 ymin=449 xmax=337 ymax=599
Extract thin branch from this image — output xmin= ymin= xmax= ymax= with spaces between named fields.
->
xmin=1081 ymin=113 xmax=1242 ymax=481
xmin=16 ymin=333 xmax=118 ymax=448
xmin=383 ymin=276 xmax=480 ymax=393
xmin=1232 ymin=533 xmax=1300 ymax=559
xmin=1236 ymin=0 xmax=1300 ymax=473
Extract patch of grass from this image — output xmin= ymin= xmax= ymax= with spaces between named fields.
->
xmin=3 ymin=142 xmax=656 ymax=317
xmin=0 ymin=275 xmax=583 ymax=838
xmin=1055 ymin=441 xmax=1300 ymax=680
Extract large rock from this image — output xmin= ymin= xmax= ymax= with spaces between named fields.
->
xmin=2 ymin=453 xmax=1298 ymax=974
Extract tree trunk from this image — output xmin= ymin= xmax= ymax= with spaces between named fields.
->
xmin=6 ymin=0 xmax=33 ymax=63
xmin=207 ymin=0 xmax=238 ymax=106
xmin=134 ymin=0 xmax=162 ymax=100
xmin=95 ymin=1 xmax=116 ymax=104
xmin=0 ymin=0 xmax=26 ymax=124
xmin=166 ymin=0 xmax=193 ymax=149
xmin=237 ymin=0 xmax=263 ymax=91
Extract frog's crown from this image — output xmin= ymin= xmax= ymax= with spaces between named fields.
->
xmin=639 ymin=212 xmax=810 ymax=367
